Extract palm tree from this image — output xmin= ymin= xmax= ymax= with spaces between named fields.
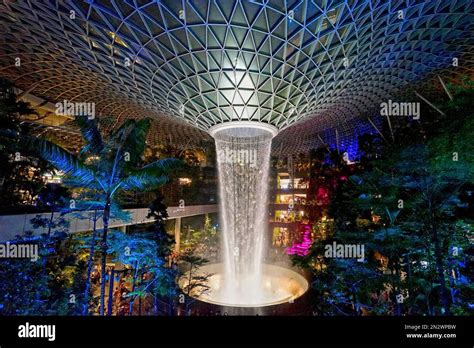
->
xmin=107 ymin=230 xmax=163 ymax=315
xmin=16 ymin=116 xmax=181 ymax=315
xmin=70 ymin=198 xmax=130 ymax=315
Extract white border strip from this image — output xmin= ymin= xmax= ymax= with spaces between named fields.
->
xmin=208 ymin=121 xmax=279 ymax=138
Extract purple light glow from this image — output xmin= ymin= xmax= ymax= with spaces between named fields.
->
xmin=285 ymin=224 xmax=312 ymax=257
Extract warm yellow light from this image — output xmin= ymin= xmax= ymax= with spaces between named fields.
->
xmin=108 ymin=31 xmax=128 ymax=48
xmin=179 ymin=177 xmax=192 ymax=185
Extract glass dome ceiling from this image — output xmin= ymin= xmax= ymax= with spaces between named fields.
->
xmin=0 ymin=0 xmax=472 ymax=149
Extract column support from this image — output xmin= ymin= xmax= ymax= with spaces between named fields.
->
xmin=174 ymin=217 xmax=181 ymax=253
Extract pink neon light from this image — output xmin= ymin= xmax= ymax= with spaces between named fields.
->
xmin=285 ymin=224 xmax=312 ymax=256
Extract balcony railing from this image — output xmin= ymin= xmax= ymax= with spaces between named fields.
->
xmin=0 ymin=204 xmax=217 ymax=242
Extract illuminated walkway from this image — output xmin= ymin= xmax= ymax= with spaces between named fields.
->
xmin=0 ymin=204 xmax=217 ymax=242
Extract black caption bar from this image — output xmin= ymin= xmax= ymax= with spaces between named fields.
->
xmin=0 ymin=316 xmax=472 ymax=346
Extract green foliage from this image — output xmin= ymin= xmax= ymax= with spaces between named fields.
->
xmin=0 ymin=250 xmax=50 ymax=315
xmin=178 ymin=250 xmax=212 ymax=299
xmin=293 ymin=81 xmax=474 ymax=316
xmin=107 ymin=230 xmax=174 ymax=315
xmin=0 ymin=232 xmax=87 ymax=315
xmin=21 ymin=115 xmax=181 ymax=315
xmin=0 ymin=79 xmax=53 ymax=211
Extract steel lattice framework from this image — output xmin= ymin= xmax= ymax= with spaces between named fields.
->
xmin=0 ymin=0 xmax=473 ymax=154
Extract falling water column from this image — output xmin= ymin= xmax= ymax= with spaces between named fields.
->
xmin=210 ymin=122 xmax=277 ymax=306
